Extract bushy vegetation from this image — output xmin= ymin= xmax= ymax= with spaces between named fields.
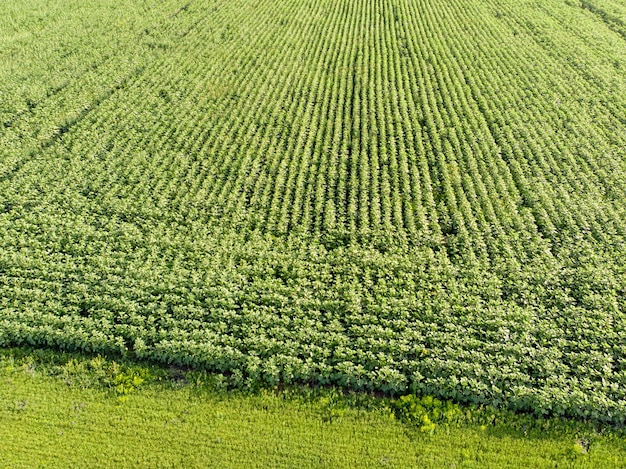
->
xmin=1 ymin=0 xmax=626 ymax=424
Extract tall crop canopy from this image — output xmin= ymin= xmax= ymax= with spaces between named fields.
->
xmin=1 ymin=0 xmax=626 ymax=423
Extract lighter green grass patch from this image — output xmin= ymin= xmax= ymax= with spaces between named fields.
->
xmin=1 ymin=349 xmax=624 ymax=468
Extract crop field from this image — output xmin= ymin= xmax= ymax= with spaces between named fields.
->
xmin=1 ymin=0 xmax=626 ymax=425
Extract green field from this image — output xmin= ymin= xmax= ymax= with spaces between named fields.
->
xmin=1 ymin=0 xmax=626 ymax=429
xmin=2 ymin=348 xmax=626 ymax=468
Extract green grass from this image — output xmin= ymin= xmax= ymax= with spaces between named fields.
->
xmin=1 ymin=348 xmax=625 ymax=468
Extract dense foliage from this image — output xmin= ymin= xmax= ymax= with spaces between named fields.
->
xmin=1 ymin=0 xmax=626 ymax=423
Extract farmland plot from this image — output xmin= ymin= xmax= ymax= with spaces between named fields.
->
xmin=1 ymin=0 xmax=626 ymax=423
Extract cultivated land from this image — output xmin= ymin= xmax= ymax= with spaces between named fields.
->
xmin=1 ymin=0 xmax=626 ymax=439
